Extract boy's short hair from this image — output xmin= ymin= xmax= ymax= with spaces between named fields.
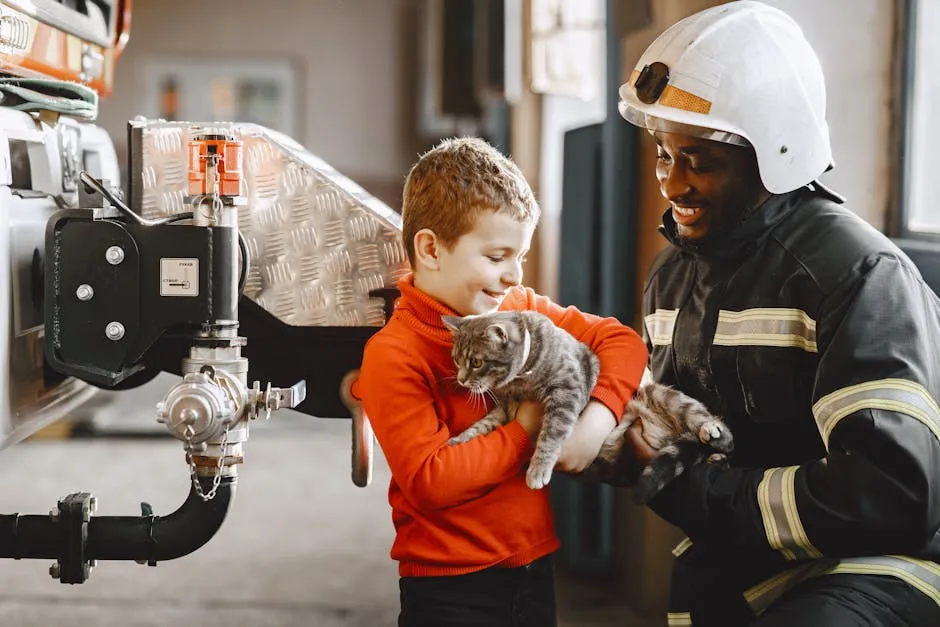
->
xmin=401 ymin=137 xmax=540 ymax=267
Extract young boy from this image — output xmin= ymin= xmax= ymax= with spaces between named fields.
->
xmin=355 ymin=137 xmax=647 ymax=626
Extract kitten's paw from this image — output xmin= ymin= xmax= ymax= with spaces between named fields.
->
xmin=525 ymin=464 xmax=553 ymax=490
xmin=698 ymin=420 xmax=734 ymax=453
xmin=447 ymin=433 xmax=472 ymax=445
xmin=698 ymin=421 xmax=722 ymax=443
xmin=707 ymin=453 xmax=729 ymax=466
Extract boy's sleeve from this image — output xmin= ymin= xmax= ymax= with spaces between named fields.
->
xmin=358 ymin=336 xmax=534 ymax=511
xmin=511 ymin=288 xmax=648 ymax=420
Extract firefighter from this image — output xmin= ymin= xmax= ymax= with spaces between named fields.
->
xmin=618 ymin=2 xmax=940 ymax=625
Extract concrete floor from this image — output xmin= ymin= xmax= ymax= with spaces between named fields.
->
xmin=0 ymin=375 xmax=652 ymax=627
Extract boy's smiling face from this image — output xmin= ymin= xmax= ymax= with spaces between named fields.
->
xmin=415 ymin=210 xmax=534 ymax=316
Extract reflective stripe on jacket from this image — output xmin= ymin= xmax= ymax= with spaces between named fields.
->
xmin=644 ymin=187 xmax=940 ymax=620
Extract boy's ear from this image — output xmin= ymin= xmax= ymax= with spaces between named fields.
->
xmin=414 ymin=228 xmax=441 ymax=271
xmin=441 ymin=315 xmax=463 ymax=332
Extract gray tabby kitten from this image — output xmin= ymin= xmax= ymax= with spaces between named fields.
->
xmin=442 ymin=310 xmax=599 ymax=489
xmin=444 ymin=311 xmax=734 ymax=501
xmin=590 ymin=372 xmax=734 ymax=504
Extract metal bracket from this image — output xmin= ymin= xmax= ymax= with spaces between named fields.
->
xmin=54 ymin=492 xmax=96 ymax=584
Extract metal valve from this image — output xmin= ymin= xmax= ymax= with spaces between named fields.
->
xmin=156 ymin=371 xmax=237 ymax=449
xmin=247 ymin=380 xmax=306 ymax=421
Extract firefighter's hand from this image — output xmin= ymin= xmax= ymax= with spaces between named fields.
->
xmin=595 ymin=418 xmax=659 ymax=488
xmin=623 ymin=419 xmax=658 ymax=476
xmin=555 ymin=401 xmax=617 ymax=473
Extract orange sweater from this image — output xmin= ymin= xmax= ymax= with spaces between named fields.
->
xmin=356 ymin=275 xmax=648 ymax=577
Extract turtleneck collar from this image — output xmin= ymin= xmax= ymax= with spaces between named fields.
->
xmin=394 ymin=274 xmax=461 ymax=346
xmin=659 ymin=188 xmax=809 ymax=260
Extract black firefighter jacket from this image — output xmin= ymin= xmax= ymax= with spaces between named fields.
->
xmin=642 ymin=186 xmax=940 ymax=624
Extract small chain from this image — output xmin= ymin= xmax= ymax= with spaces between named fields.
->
xmin=186 ymin=424 xmax=231 ymax=502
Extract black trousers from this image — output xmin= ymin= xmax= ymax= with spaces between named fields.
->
xmin=680 ymin=571 xmax=940 ymax=626
xmin=751 ymin=573 xmax=940 ymax=627
xmin=398 ymin=554 xmax=556 ymax=627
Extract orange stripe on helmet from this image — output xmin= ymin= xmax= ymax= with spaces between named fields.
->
xmin=630 ymin=69 xmax=712 ymax=115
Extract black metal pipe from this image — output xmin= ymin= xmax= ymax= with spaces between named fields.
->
xmin=0 ymin=476 xmax=236 ymax=563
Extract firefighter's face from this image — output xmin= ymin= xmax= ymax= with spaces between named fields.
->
xmin=653 ymin=131 xmax=768 ymax=242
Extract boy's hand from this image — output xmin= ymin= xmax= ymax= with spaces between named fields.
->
xmin=513 ymin=401 xmax=545 ymax=439
xmin=555 ymin=401 xmax=616 ymax=473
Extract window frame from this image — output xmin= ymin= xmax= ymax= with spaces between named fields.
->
xmin=895 ymin=0 xmax=940 ymax=243
xmin=893 ymin=0 xmax=940 ymax=295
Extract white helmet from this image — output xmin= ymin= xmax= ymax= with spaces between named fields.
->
xmin=618 ymin=1 xmax=832 ymax=194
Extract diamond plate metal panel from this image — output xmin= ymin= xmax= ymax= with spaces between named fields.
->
xmin=132 ymin=119 xmax=407 ymax=327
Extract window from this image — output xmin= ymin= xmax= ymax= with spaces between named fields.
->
xmin=530 ymin=0 xmax=605 ymax=100
xmin=899 ymin=0 xmax=940 ymax=239
xmin=895 ymin=0 xmax=940 ymax=295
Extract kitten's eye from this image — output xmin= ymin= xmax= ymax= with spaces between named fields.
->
xmin=470 ymin=357 xmax=483 ymax=369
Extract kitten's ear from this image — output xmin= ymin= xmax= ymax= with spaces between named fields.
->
xmin=485 ymin=323 xmax=509 ymax=345
xmin=441 ymin=315 xmax=463 ymax=332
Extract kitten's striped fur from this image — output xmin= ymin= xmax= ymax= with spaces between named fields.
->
xmin=443 ymin=310 xmax=598 ymax=489
xmin=591 ymin=373 xmax=734 ymax=504
xmin=444 ymin=310 xmax=734 ymax=500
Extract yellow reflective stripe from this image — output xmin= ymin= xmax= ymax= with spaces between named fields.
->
xmin=825 ymin=556 xmax=940 ymax=607
xmin=744 ymin=556 xmax=940 ymax=615
xmin=667 ymin=611 xmax=693 ymax=626
xmin=718 ymin=308 xmax=816 ymax=325
xmin=672 ymin=536 xmax=693 ymax=558
xmin=744 ymin=560 xmax=834 ymax=615
xmin=756 ymin=467 xmax=822 ymax=561
xmin=713 ymin=308 xmax=817 ymax=352
xmin=644 ymin=308 xmax=678 ymax=346
xmin=813 ymin=379 xmax=940 ymax=448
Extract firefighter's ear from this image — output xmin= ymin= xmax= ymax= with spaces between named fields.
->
xmin=413 ymin=229 xmax=442 ymax=271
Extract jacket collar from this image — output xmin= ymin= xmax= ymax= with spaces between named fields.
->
xmin=658 ymin=188 xmax=808 ymax=260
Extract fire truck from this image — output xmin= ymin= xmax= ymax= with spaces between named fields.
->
xmin=0 ymin=0 xmax=403 ymax=583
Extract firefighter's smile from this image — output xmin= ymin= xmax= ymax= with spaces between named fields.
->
xmin=672 ymin=205 xmax=706 ymax=226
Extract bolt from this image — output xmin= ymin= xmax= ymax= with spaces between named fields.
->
xmin=76 ymin=284 xmax=94 ymax=301
xmin=88 ymin=496 xmax=97 ymax=516
xmin=105 ymin=321 xmax=125 ymax=341
xmin=49 ymin=562 xmax=60 ymax=579
xmin=179 ymin=407 xmax=198 ymax=425
xmin=105 ymin=246 xmax=125 ymax=265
